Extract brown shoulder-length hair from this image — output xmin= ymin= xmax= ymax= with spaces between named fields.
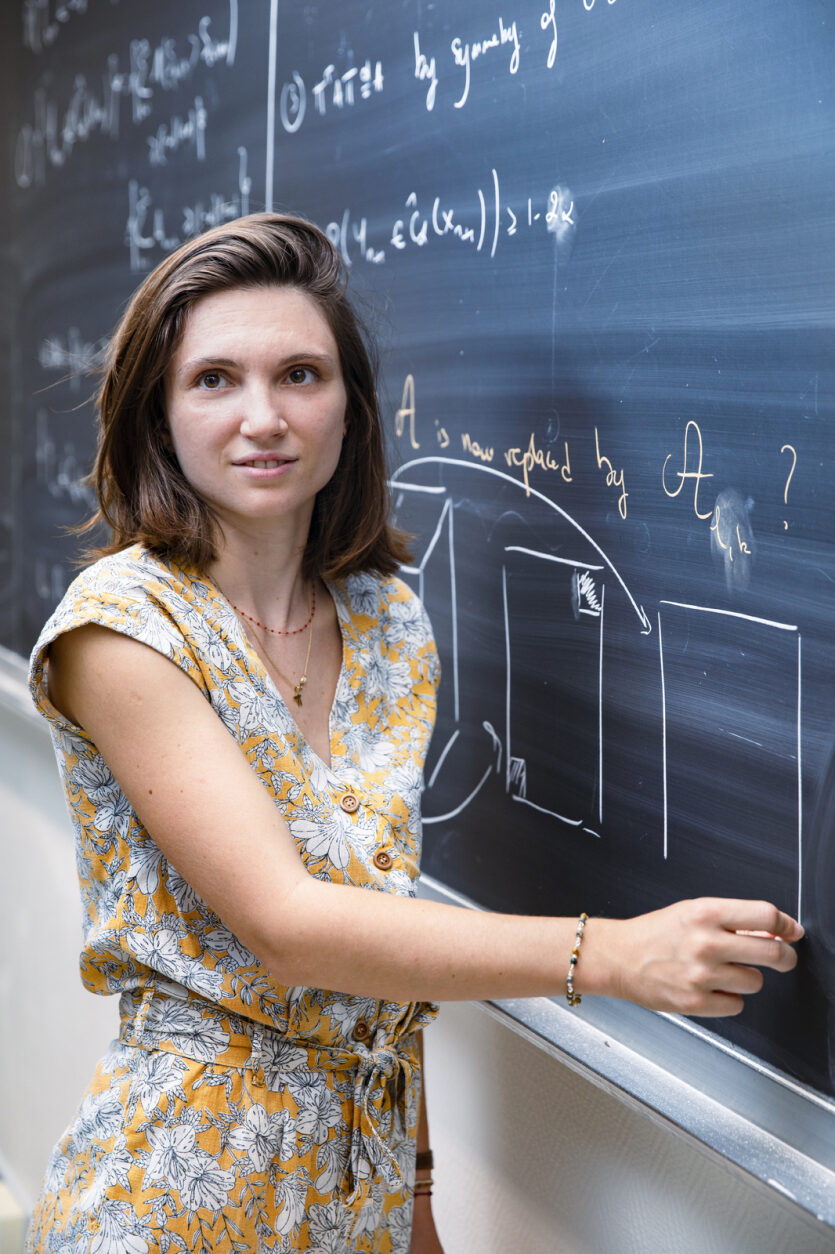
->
xmin=80 ymin=212 xmax=411 ymax=579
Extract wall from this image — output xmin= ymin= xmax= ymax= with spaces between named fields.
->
xmin=0 ymin=677 xmax=831 ymax=1252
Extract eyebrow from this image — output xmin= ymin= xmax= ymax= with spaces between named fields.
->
xmin=176 ymin=351 xmax=338 ymax=377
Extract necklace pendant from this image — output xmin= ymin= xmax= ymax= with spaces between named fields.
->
xmin=293 ymin=677 xmax=307 ymax=707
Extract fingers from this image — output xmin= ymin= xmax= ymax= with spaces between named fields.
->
xmin=695 ymin=898 xmax=804 ymax=942
xmin=621 ymin=897 xmax=805 ymax=1018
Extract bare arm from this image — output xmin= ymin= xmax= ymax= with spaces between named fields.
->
xmin=48 ymin=625 xmax=803 ymax=1015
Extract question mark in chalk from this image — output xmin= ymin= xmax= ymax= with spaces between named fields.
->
xmin=780 ymin=444 xmax=797 ymax=530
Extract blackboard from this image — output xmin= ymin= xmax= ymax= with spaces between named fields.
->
xmin=3 ymin=0 xmax=834 ymax=1148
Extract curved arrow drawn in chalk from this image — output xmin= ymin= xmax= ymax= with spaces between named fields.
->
xmin=391 ymin=456 xmax=652 ymax=635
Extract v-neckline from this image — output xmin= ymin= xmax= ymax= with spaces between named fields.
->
xmin=205 ymin=574 xmax=350 ymax=776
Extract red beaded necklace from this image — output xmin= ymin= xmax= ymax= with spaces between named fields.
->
xmin=230 ymin=583 xmax=316 ymax=637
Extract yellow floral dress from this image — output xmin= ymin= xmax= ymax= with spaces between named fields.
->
xmin=26 ymin=545 xmax=439 ymax=1254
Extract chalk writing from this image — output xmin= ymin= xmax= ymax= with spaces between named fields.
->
xmin=413 ymin=32 xmax=438 ymax=110
xmin=461 ymin=433 xmax=494 ymax=463
xmin=389 ymin=169 xmax=576 ymax=263
xmin=38 ymin=327 xmax=109 ymax=392
xmin=279 ymin=57 xmax=383 ymax=133
xmin=450 ymin=16 xmax=520 ymax=110
xmin=395 ymin=375 xmax=420 ymax=449
xmin=540 ymin=1 xmax=558 ymax=69
xmin=662 ymin=419 xmax=714 ymax=521
xmin=147 ymin=96 xmax=207 ymax=165
xmin=594 ymin=428 xmax=628 ymax=519
xmin=35 ymin=410 xmax=97 ymax=508
xmin=126 ymin=146 xmax=250 ymax=271
xmin=505 ymin=432 xmax=573 ymax=496
xmin=708 ymin=489 xmax=755 ymax=592
xmin=710 ymin=505 xmax=752 ymax=561
xmin=325 ymin=209 xmax=385 ymax=268
xmin=22 ymin=0 xmax=90 ymax=55
xmin=780 ymin=443 xmax=796 ymax=530
xmin=15 ymin=2 xmax=237 ymax=186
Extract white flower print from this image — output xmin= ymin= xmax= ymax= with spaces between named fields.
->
xmin=177 ymin=1149 xmax=235 ymax=1211
xmin=129 ymin=1050 xmax=187 ymax=1115
xmin=357 ymin=738 xmax=396 ymax=773
xmin=133 ymin=606 xmax=184 ymax=657
xmin=87 ymin=868 xmax=127 ymax=923
xmin=306 ymin=1197 xmax=355 ymax=1252
xmin=43 ymin=1145 xmax=71 ymax=1194
xmin=129 ymin=928 xmax=185 ymax=972
xmin=228 ymin=1103 xmax=292 ymax=1172
xmin=313 ymin=1140 xmax=348 ymax=1194
xmin=203 ymin=923 xmax=254 ymax=967
xmin=295 ymin=1082 xmax=342 ymax=1141
xmin=178 ymin=957 xmax=225 ymax=1000
xmin=357 ymin=643 xmax=413 ymax=705
xmin=386 ymin=1199 xmax=414 ymax=1250
xmin=71 ymin=756 xmax=120 ymax=805
xmin=93 ymin=791 xmax=134 ymax=839
xmin=145 ymin=1123 xmax=197 ymax=1188
xmin=350 ymin=1178 xmax=386 ymax=1239
xmin=163 ymin=863 xmax=201 ymax=912
xmin=127 ymin=842 xmax=163 ymax=895
xmin=148 ymin=1000 xmax=230 ymax=1061
xmin=75 ymin=1087 xmax=124 ymax=1144
xmin=273 ymin=1169 xmax=309 ymax=1237
xmin=387 ymin=595 xmax=429 ymax=650
xmin=260 ymin=1034 xmax=308 ymax=1076
xmin=290 ymin=814 xmax=353 ymax=871
xmin=345 ymin=576 xmax=381 ymax=618
xmin=88 ymin=1199 xmax=150 ymax=1254
xmin=75 ymin=1134 xmax=133 ymax=1213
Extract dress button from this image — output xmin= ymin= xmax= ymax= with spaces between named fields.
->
xmin=373 ymin=850 xmax=393 ymax=871
xmin=340 ymin=792 xmax=359 ymax=814
xmin=352 ymin=1019 xmax=370 ymax=1042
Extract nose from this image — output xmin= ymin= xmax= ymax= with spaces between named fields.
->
xmin=239 ymin=383 xmax=288 ymax=440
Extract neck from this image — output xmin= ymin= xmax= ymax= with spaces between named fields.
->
xmin=208 ymin=517 xmax=314 ymax=632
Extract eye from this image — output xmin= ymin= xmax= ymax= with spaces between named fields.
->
xmin=285 ymin=365 xmax=318 ymax=385
xmin=197 ymin=371 xmax=227 ymax=390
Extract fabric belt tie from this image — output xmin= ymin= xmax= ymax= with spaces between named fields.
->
xmin=313 ymin=1039 xmax=418 ymax=1203
xmin=118 ymin=985 xmax=419 ymax=1204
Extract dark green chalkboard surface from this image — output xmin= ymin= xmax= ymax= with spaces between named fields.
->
xmin=3 ymin=0 xmax=833 ymax=1114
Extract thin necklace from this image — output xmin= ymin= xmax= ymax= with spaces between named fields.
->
xmin=230 ymin=584 xmax=317 ymax=637
xmin=222 ymin=582 xmax=317 ymax=707
xmin=292 ymin=614 xmax=315 ymax=707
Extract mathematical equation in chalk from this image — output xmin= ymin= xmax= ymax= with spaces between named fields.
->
xmin=126 ymin=146 xmax=251 ymax=271
xmin=279 ymin=56 xmax=383 ymax=134
xmin=325 ymin=174 xmax=575 ymax=268
xmin=15 ymin=0 xmax=237 ymax=186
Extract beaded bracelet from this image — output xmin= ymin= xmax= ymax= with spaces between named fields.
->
xmin=413 ymin=1178 xmax=434 ymax=1198
xmin=565 ymin=912 xmax=589 ymax=1006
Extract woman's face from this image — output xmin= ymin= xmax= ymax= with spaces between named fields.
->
xmin=164 ymin=284 xmax=348 ymax=540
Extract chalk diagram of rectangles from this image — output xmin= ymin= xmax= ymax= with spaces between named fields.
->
xmin=503 ymin=548 xmax=606 ymax=837
xmin=658 ymin=601 xmax=801 ymax=917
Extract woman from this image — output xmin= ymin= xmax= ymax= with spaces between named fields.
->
xmin=27 ymin=214 xmax=802 ymax=1253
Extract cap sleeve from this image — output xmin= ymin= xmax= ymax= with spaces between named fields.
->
xmin=28 ymin=549 xmax=209 ymax=733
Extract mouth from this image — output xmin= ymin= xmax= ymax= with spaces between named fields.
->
xmin=234 ymin=456 xmax=295 ymax=469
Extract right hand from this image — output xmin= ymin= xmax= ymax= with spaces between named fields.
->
xmin=596 ymin=898 xmax=804 ymax=1017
